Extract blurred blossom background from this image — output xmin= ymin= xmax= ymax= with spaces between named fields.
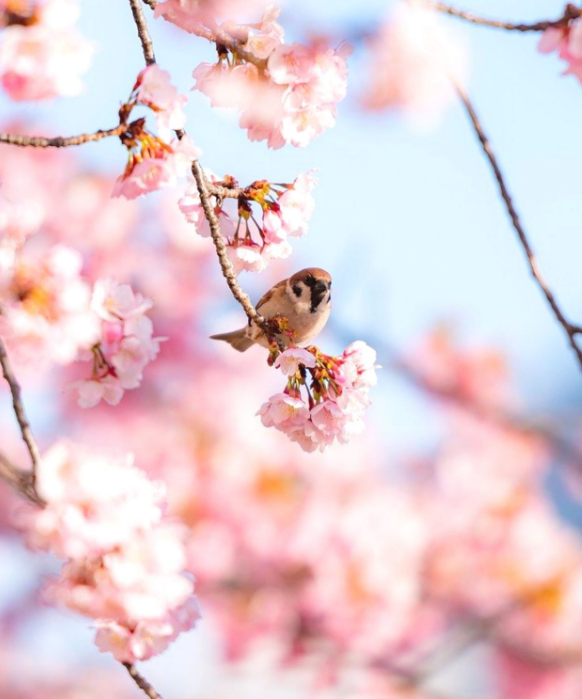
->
xmin=1 ymin=1 xmax=582 ymax=698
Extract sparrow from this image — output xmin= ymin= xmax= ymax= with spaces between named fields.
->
xmin=210 ymin=267 xmax=332 ymax=352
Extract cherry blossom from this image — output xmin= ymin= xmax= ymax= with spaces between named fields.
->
xmin=0 ymin=0 xmax=94 ymax=101
xmin=178 ymin=169 xmax=316 ymax=273
xmin=23 ymin=440 xmax=200 ymax=662
xmin=259 ymin=343 xmax=378 ymax=451
xmin=0 ymin=243 xmax=98 ymax=366
xmin=361 ymin=2 xmax=468 ymax=125
xmin=539 ymin=19 xmax=582 ymax=83
xmin=70 ymin=279 xmax=163 ymax=407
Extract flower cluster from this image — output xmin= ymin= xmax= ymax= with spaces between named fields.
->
xmin=0 ymin=0 xmax=94 ymax=101
xmin=0 ymin=243 xmax=98 ymax=366
xmin=172 ymin=5 xmax=349 ymax=148
xmin=258 ymin=342 xmax=378 ymax=452
xmin=178 ymin=169 xmax=317 ymax=273
xmin=361 ymin=2 xmax=468 ymax=126
xmin=154 ymin=0 xmax=270 ymax=28
xmin=70 ymin=279 xmax=163 ymax=408
xmin=539 ymin=19 xmax=582 ymax=82
xmin=113 ymin=65 xmax=195 ymax=200
xmin=24 ymin=441 xmax=201 ymax=662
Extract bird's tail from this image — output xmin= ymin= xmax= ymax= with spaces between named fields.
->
xmin=209 ymin=328 xmax=254 ymax=352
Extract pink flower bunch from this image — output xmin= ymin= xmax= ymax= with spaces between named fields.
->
xmin=133 ymin=64 xmax=188 ymax=141
xmin=258 ymin=342 xmax=378 ymax=452
xmin=178 ymin=169 xmax=317 ymax=273
xmin=154 ymin=0 xmax=271 ymax=29
xmin=0 ymin=185 xmax=43 ymax=270
xmin=0 ymin=0 xmax=94 ymax=101
xmin=113 ymin=67 xmax=196 ymax=200
xmin=190 ymin=7 xmax=349 ymax=148
xmin=0 ymin=243 xmax=98 ymax=365
xmin=539 ymin=19 xmax=582 ymax=83
xmin=70 ymin=278 xmax=163 ymax=408
xmin=361 ymin=2 xmax=468 ymax=126
xmin=24 ymin=441 xmax=201 ymax=662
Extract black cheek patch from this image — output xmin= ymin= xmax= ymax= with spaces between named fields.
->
xmin=292 ymin=283 xmax=303 ymax=297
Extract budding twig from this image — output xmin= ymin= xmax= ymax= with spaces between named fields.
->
xmin=424 ymin=1 xmax=582 ymax=32
xmin=190 ymin=161 xmax=266 ymax=327
xmin=0 ymin=124 xmax=126 ymax=149
xmin=0 ymin=335 xmax=42 ymax=492
xmin=455 ymin=85 xmax=582 ymax=373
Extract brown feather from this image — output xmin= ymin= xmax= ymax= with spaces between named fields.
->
xmin=256 ymin=278 xmax=287 ymax=310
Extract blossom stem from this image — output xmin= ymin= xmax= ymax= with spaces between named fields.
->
xmin=455 ymin=84 xmax=582 ymax=372
xmin=0 ymin=335 xmax=42 ymax=493
xmin=424 ymin=1 xmax=582 ymax=32
xmin=123 ymin=663 xmax=165 ymax=699
xmin=0 ymin=124 xmax=126 ymax=148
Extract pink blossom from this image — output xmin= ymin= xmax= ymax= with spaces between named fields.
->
xmin=276 ymin=170 xmax=317 ymax=236
xmin=361 ymin=3 xmax=469 ymax=126
xmin=113 ymin=156 xmax=178 ymax=200
xmin=69 ymin=377 xmax=124 ymax=408
xmin=26 ymin=442 xmax=165 ymax=559
xmin=538 ymin=20 xmax=582 ymax=83
xmin=0 ymin=244 xmax=99 ymax=366
xmin=341 ymin=341 xmax=379 ymax=389
xmin=91 ymin=278 xmax=153 ymax=322
xmin=0 ymin=0 xmax=94 ymax=101
xmin=69 ymin=279 xmax=162 ymax=407
xmin=154 ymin=0 xmax=270 ymax=30
xmin=275 ymin=348 xmax=317 ymax=376
xmin=23 ymin=440 xmax=200 ymax=661
xmin=258 ymin=393 xmax=311 ymax=431
xmin=135 ymin=65 xmax=188 ymax=140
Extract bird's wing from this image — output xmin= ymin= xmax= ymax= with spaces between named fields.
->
xmin=256 ymin=278 xmax=287 ymax=312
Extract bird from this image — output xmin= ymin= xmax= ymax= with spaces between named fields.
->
xmin=210 ymin=267 xmax=332 ymax=352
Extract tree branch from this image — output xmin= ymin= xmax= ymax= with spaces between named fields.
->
xmin=424 ymin=1 xmax=582 ymax=32
xmin=123 ymin=663 xmax=165 ymax=699
xmin=0 ymin=335 xmax=42 ymax=492
xmin=129 ymin=0 xmax=156 ymax=65
xmin=190 ymin=160 xmax=266 ymax=326
xmin=0 ymin=124 xmax=126 ymax=149
xmin=455 ymin=85 xmax=582 ymax=372
xmin=0 ymin=450 xmax=42 ymax=505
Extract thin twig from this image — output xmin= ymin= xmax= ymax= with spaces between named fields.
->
xmin=141 ymin=0 xmax=157 ymax=8
xmin=0 ymin=335 xmax=42 ymax=491
xmin=425 ymin=1 xmax=582 ymax=32
xmin=455 ymin=85 xmax=582 ymax=372
xmin=123 ymin=664 xmax=165 ymax=699
xmin=0 ymin=450 xmax=42 ymax=505
xmin=190 ymin=160 xmax=266 ymax=326
xmin=129 ymin=0 xmax=156 ymax=65
xmin=0 ymin=125 xmax=126 ymax=149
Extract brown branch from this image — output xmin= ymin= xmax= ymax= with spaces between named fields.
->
xmin=141 ymin=0 xmax=157 ymax=8
xmin=0 ymin=335 xmax=42 ymax=492
xmin=455 ymin=85 xmax=582 ymax=372
xmin=129 ymin=0 xmax=156 ymax=65
xmin=123 ymin=664 xmax=165 ymax=699
xmin=190 ymin=160 xmax=266 ymax=326
xmin=0 ymin=450 xmax=42 ymax=505
xmin=0 ymin=124 xmax=126 ymax=149
xmin=425 ymin=1 xmax=582 ymax=32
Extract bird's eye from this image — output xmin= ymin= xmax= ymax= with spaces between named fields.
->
xmin=292 ymin=283 xmax=303 ymax=297
xmin=304 ymin=276 xmax=315 ymax=287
